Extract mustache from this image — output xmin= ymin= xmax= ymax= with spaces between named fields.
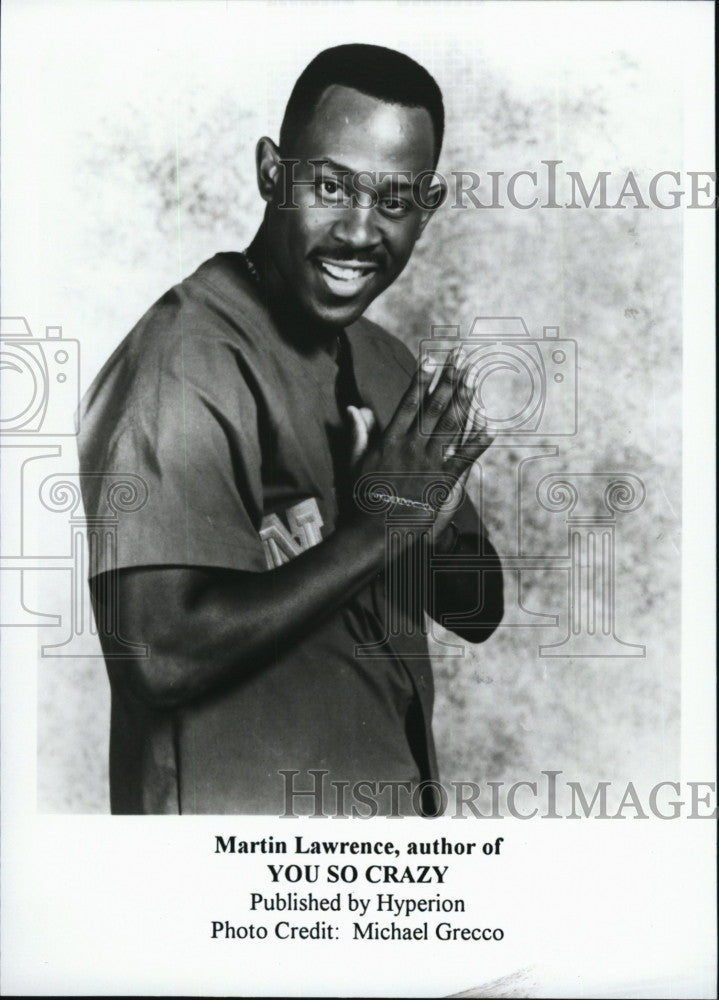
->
xmin=311 ymin=249 xmax=385 ymax=266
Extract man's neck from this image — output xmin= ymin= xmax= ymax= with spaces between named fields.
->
xmin=246 ymin=226 xmax=341 ymax=358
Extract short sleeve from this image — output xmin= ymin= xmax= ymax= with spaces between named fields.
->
xmin=78 ymin=291 xmax=268 ymax=577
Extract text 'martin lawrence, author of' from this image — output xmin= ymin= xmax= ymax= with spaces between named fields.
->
xmin=78 ymin=44 xmax=504 ymax=816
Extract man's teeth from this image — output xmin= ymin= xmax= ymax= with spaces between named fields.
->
xmin=319 ymin=260 xmax=373 ymax=281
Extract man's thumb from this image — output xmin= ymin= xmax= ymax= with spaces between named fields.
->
xmin=347 ymin=406 xmax=376 ymax=464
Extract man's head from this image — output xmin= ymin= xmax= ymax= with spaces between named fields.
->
xmin=255 ymin=44 xmax=445 ymax=329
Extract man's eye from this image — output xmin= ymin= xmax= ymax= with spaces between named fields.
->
xmin=317 ymin=179 xmax=344 ymax=199
xmin=380 ymin=198 xmax=411 ymax=217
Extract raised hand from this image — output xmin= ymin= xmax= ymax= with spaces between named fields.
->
xmin=354 ymin=347 xmax=494 ymax=535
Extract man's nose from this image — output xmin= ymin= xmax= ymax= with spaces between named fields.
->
xmin=329 ymin=204 xmax=382 ymax=249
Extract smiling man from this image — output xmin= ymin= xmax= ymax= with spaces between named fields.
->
xmin=78 ymin=44 xmax=504 ymax=816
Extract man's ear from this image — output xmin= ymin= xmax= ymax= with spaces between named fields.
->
xmin=255 ymin=136 xmax=283 ymax=203
xmin=416 ymin=173 xmax=448 ymax=238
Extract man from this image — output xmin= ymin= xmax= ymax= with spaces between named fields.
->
xmin=78 ymin=44 xmax=504 ymax=816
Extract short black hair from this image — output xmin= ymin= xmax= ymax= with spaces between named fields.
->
xmin=280 ymin=44 xmax=444 ymax=165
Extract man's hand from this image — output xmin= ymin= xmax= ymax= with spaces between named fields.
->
xmin=352 ymin=348 xmax=494 ymax=537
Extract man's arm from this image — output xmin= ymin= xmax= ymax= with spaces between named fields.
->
xmin=425 ymin=524 xmax=504 ymax=643
xmin=97 ymin=516 xmax=384 ymax=709
xmin=95 ymin=354 xmax=495 ymax=709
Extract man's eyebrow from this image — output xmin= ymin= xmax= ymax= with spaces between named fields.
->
xmin=314 ymin=158 xmax=354 ymax=177
xmin=376 ymin=171 xmax=415 ymax=195
xmin=317 ymin=159 xmax=415 ymax=193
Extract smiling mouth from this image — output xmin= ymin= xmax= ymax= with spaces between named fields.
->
xmin=313 ymin=257 xmax=380 ymax=297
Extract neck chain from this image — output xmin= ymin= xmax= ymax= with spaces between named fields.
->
xmin=239 ymin=248 xmax=261 ymax=285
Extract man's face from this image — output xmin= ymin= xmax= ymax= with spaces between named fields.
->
xmin=262 ymin=84 xmax=438 ymax=328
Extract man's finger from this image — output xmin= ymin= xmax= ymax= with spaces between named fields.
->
xmin=443 ymin=427 xmax=495 ymax=479
xmin=424 ymin=347 xmax=482 ymax=458
xmin=386 ymin=354 xmax=435 ymax=437
xmin=454 ymin=359 xmax=487 ymax=445
xmin=415 ymin=346 xmax=464 ymax=438
xmin=348 ymin=406 xmax=375 ymax=465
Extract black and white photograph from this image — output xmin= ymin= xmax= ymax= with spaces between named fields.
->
xmin=1 ymin=1 xmax=715 ymax=996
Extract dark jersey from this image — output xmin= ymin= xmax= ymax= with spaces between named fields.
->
xmin=78 ymin=252 xmax=480 ymax=814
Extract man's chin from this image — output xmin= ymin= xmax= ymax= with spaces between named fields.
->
xmin=301 ymin=293 xmax=375 ymax=329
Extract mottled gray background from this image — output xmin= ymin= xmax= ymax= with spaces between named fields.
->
xmin=3 ymin=2 xmax=683 ymax=813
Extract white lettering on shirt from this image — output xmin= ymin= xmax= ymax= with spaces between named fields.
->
xmin=260 ymin=498 xmax=324 ymax=569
